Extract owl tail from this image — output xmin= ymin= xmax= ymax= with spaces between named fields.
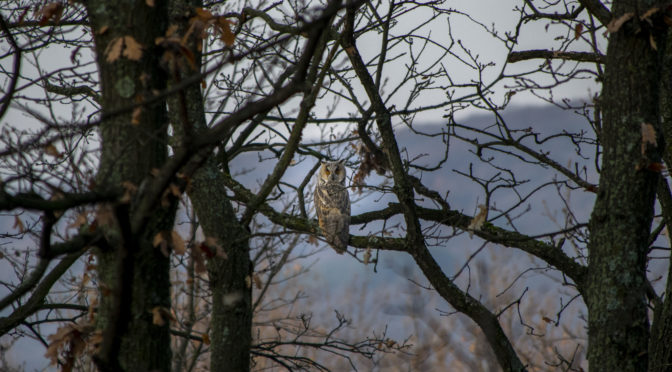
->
xmin=327 ymin=232 xmax=348 ymax=254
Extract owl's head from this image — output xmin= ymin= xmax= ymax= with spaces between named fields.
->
xmin=319 ymin=160 xmax=346 ymax=185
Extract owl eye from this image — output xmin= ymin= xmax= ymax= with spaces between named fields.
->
xmin=325 ymin=169 xmax=331 ymax=175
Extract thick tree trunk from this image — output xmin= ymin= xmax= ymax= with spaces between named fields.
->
xmin=86 ymin=1 xmax=174 ymax=371
xmin=586 ymin=1 xmax=664 ymax=371
xmin=166 ymin=2 xmax=252 ymax=370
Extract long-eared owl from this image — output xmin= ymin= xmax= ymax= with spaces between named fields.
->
xmin=314 ymin=160 xmax=350 ymax=254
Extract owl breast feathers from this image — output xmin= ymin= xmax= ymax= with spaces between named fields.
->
xmin=314 ymin=160 xmax=351 ymax=254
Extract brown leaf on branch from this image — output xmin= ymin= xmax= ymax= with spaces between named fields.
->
xmin=190 ymin=8 xmax=236 ymax=46
xmin=152 ymin=230 xmax=186 ymax=256
xmin=252 ymin=273 xmax=263 ymax=289
xmin=45 ymin=321 xmax=94 ymax=372
xmin=191 ymin=244 xmax=207 ymax=274
xmin=171 ymin=231 xmax=186 ymax=255
xmin=574 ymin=23 xmax=583 ymax=40
xmin=44 ymin=143 xmax=61 ymax=157
xmin=37 ymin=2 xmax=63 ymax=26
xmin=13 ymin=215 xmax=25 ymax=233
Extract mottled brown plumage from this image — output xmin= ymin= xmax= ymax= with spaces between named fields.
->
xmin=314 ymin=160 xmax=350 ymax=254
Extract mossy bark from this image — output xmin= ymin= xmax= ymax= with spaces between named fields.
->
xmin=585 ymin=1 xmax=665 ymax=371
xmin=87 ymin=1 xmax=174 ymax=371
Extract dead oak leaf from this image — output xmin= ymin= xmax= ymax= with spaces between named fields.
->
xmin=122 ymin=36 xmax=143 ymax=60
xmin=105 ymin=36 xmax=143 ymax=63
xmin=37 ymin=2 xmax=63 ymax=26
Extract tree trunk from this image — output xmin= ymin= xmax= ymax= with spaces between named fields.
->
xmin=86 ymin=1 xmax=174 ymax=371
xmin=166 ymin=1 xmax=252 ymax=370
xmin=649 ymin=16 xmax=672 ymax=372
xmin=586 ymin=1 xmax=664 ymax=370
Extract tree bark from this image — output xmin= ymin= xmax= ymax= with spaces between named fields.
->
xmin=585 ymin=1 xmax=664 ymax=371
xmin=86 ymin=1 xmax=174 ymax=371
xmin=649 ymin=16 xmax=672 ymax=372
xmin=166 ymin=1 xmax=252 ymax=370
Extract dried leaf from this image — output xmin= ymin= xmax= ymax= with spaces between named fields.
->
xmin=37 ymin=2 xmax=64 ymax=26
xmin=171 ymin=231 xmax=186 ymax=255
xmin=153 ymin=231 xmax=170 ymax=257
xmin=542 ymin=316 xmax=553 ymax=323
xmin=105 ymin=36 xmax=143 ymax=62
xmin=45 ymin=321 xmax=93 ymax=372
xmin=253 ymin=273 xmax=262 ymax=290
xmin=151 ymin=306 xmax=166 ymax=326
xmin=218 ymin=17 xmax=235 ymax=46
xmin=192 ymin=244 xmax=207 ymax=274
xmin=574 ymin=23 xmax=583 ymax=40
xmin=607 ymin=12 xmax=634 ymax=33
xmin=640 ymin=7 xmax=659 ymax=21
xmin=204 ymin=236 xmax=227 ymax=259
xmin=131 ymin=106 xmax=142 ymax=125
xmin=201 ymin=332 xmax=211 ymax=345
xmin=194 ymin=8 xmax=215 ymax=21
xmin=146 ymin=0 xmax=155 ymax=7
xmin=641 ymin=122 xmax=657 ymax=155
xmin=150 ymin=307 xmax=176 ymax=326
xmin=308 ymin=234 xmax=318 ymax=246
xmin=245 ymin=275 xmax=252 ymax=289
xmin=44 ymin=143 xmax=61 ymax=157
xmin=13 ymin=215 xmax=25 ymax=233
xmin=120 ymin=180 xmax=138 ymax=204
xmin=98 ymin=25 xmax=109 ymax=35
xmin=467 ymin=204 xmax=488 ymax=237
xmin=105 ymin=37 xmax=124 ymax=63
xmin=649 ymin=33 xmax=657 ymax=50
xmin=68 ymin=212 xmax=88 ymax=230
xmin=122 ymin=36 xmax=143 ymax=61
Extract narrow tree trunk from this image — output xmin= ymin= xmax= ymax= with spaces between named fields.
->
xmin=86 ymin=1 xmax=174 ymax=371
xmin=166 ymin=2 xmax=252 ymax=370
xmin=649 ymin=18 xmax=672 ymax=372
xmin=586 ymin=1 xmax=663 ymax=370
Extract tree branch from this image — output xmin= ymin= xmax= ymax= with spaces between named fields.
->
xmin=508 ymin=49 xmax=606 ymax=64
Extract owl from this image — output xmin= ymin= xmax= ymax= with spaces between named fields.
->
xmin=314 ymin=160 xmax=351 ymax=254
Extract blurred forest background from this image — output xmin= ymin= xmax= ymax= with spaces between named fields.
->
xmin=1 ymin=0 xmax=671 ymax=371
